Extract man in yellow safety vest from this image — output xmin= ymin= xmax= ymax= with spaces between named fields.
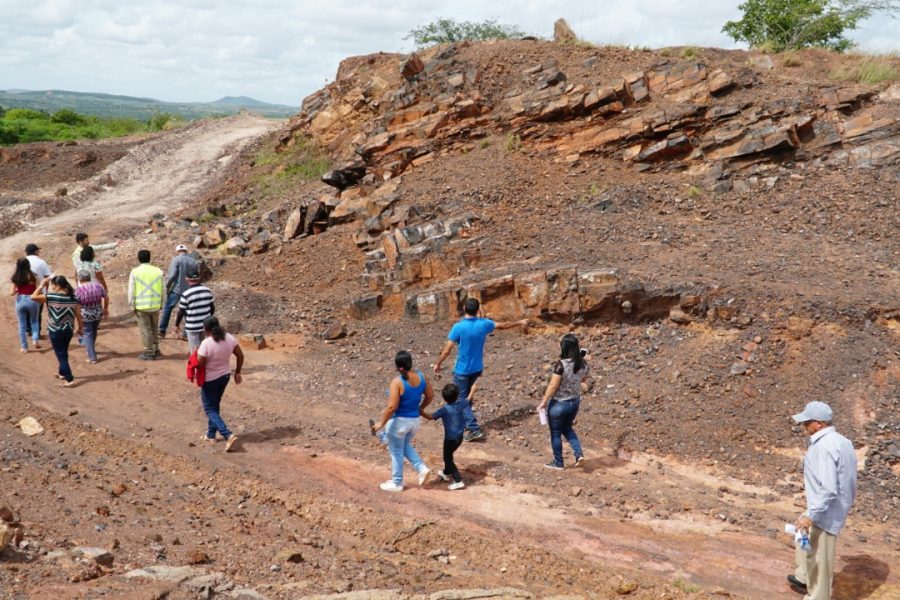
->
xmin=128 ymin=249 xmax=164 ymax=360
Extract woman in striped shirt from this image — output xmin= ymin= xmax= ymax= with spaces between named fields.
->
xmin=32 ymin=275 xmax=83 ymax=387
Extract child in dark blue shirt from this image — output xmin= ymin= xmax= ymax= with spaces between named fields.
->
xmin=421 ymin=383 xmax=467 ymax=490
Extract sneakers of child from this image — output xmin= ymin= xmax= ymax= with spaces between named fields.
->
xmin=463 ymin=430 xmax=484 ymax=442
xmin=436 ymin=470 xmax=450 ymax=482
xmin=448 ymin=481 xmax=465 ymax=491
xmin=380 ymin=480 xmax=403 ymax=493
xmin=225 ymin=435 xmax=238 ymax=452
xmin=574 ymin=456 xmax=586 ymax=467
xmin=543 ymin=461 xmax=564 ymax=470
xmin=417 ymin=467 xmax=433 ymax=487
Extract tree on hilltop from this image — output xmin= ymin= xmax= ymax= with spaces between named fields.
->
xmin=723 ymin=0 xmax=899 ymax=52
xmin=405 ymin=18 xmax=527 ymax=47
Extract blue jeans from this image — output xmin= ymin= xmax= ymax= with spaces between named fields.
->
xmin=385 ymin=417 xmax=426 ymax=486
xmin=453 ymin=371 xmax=482 ymax=432
xmin=82 ymin=319 xmax=100 ymax=362
xmin=548 ymin=398 xmax=583 ymax=467
xmin=158 ymin=291 xmax=181 ymax=333
xmin=49 ymin=328 xmax=74 ymax=382
xmin=201 ymin=374 xmax=232 ymax=440
xmin=15 ymin=295 xmax=39 ymax=349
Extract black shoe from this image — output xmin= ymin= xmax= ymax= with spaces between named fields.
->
xmin=153 ymin=349 xmax=162 ymax=357
xmin=543 ymin=462 xmax=564 ymax=470
xmin=463 ymin=430 xmax=484 ymax=442
xmin=787 ymin=575 xmax=807 ymax=594
xmin=138 ymin=353 xmax=155 ymax=361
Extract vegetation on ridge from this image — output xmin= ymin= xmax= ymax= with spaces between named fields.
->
xmin=405 ymin=18 xmax=527 ymax=47
xmin=723 ymin=0 xmax=900 ymax=52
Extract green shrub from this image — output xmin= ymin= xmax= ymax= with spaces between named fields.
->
xmin=405 ymin=18 xmax=526 ymax=46
xmin=688 ymin=185 xmax=703 ymax=198
xmin=681 ymin=46 xmax=700 ymax=59
xmin=504 ymin=133 xmax=522 ymax=153
xmin=51 ymin=108 xmax=86 ymax=126
xmin=782 ymin=52 xmax=803 ymax=67
xmin=4 ymin=108 xmax=47 ymax=120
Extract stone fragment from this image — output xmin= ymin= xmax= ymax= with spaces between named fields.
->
xmin=18 ymin=417 xmax=43 ymax=436
xmin=240 ymin=334 xmax=267 ymax=350
xmin=224 ymin=237 xmax=247 ymax=256
xmin=321 ymin=163 xmax=366 ymax=190
xmin=749 ymin=55 xmax=774 ymax=70
xmin=0 ymin=523 xmax=13 ymax=551
xmin=204 ymin=227 xmax=226 ymax=247
xmin=554 ymin=18 xmax=578 ymax=43
xmin=616 ymin=581 xmax=639 ymax=595
xmin=125 ymin=565 xmax=204 ymax=583
xmin=0 ymin=507 xmax=13 ymax=522
xmin=72 ymin=547 xmax=114 ymax=567
xmin=321 ymin=323 xmax=347 ymax=340
xmin=669 ymin=307 xmax=692 ymax=324
xmin=348 ymin=294 xmax=383 ymax=320
xmin=249 ymin=230 xmax=271 ymax=254
xmin=284 ymin=208 xmax=304 ymax=240
xmin=188 ymin=549 xmax=211 ymax=565
xmin=401 ymin=53 xmax=425 ymax=80
xmin=275 ymin=549 xmax=304 ymax=563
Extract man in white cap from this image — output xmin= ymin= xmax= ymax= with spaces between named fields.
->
xmin=787 ymin=400 xmax=857 ymax=599
xmin=159 ymin=244 xmax=197 ymax=338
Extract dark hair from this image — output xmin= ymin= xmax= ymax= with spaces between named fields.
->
xmin=25 ymin=243 xmax=39 ymax=256
xmin=560 ymin=333 xmax=586 ymax=373
xmin=75 ymin=233 xmax=89 ymax=244
xmin=137 ymin=249 xmax=151 ymax=263
xmin=11 ymin=258 xmax=35 ymax=286
xmin=394 ymin=350 xmax=413 ymax=380
xmin=442 ymin=383 xmax=459 ymax=404
xmin=51 ymin=275 xmax=75 ymax=298
xmin=80 ymin=245 xmax=95 ymax=263
xmin=463 ymin=297 xmax=480 ymax=316
xmin=203 ymin=316 xmax=225 ymax=342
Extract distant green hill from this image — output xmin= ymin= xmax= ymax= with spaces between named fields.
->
xmin=0 ymin=89 xmax=296 ymax=120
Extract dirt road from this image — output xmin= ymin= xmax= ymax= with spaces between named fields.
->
xmin=0 ymin=117 xmax=897 ymax=599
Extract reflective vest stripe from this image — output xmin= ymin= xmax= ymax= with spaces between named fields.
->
xmin=132 ymin=265 xmax=163 ymax=311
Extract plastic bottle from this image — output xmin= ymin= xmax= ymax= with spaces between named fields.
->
xmin=799 ymin=530 xmax=811 ymax=552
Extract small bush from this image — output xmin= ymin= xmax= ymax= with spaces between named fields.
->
xmin=830 ymin=59 xmax=898 ymax=84
xmin=688 ymin=185 xmax=703 ymax=198
xmin=4 ymin=108 xmax=47 ymax=120
xmin=50 ymin=108 xmax=86 ymax=126
xmin=479 ymin=139 xmax=490 ymax=149
xmin=782 ymin=53 xmax=803 ymax=67
xmin=673 ymin=577 xmax=701 ymax=593
xmin=504 ymin=133 xmax=522 ymax=153
xmin=680 ymin=46 xmax=700 ymax=59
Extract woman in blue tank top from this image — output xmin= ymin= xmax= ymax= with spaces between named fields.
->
xmin=370 ymin=350 xmax=434 ymax=492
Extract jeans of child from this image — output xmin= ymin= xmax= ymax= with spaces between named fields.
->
xmin=15 ymin=295 xmax=39 ymax=350
xmin=82 ymin=319 xmax=100 ymax=362
xmin=158 ymin=291 xmax=181 ymax=333
xmin=49 ymin=328 xmax=74 ymax=382
xmin=385 ymin=416 xmax=426 ymax=486
xmin=453 ymin=371 xmax=482 ymax=433
xmin=548 ymin=397 xmax=583 ymax=467
xmin=442 ymin=436 xmax=464 ymax=482
xmin=201 ymin=374 xmax=232 ymax=440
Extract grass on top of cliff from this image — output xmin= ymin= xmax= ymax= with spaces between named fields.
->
xmin=251 ymin=135 xmax=331 ymax=198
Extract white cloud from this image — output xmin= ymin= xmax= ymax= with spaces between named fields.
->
xmin=0 ymin=0 xmax=896 ymax=106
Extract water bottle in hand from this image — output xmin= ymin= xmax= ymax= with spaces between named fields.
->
xmin=799 ymin=530 xmax=811 ymax=552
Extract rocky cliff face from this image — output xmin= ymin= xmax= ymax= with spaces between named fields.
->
xmin=269 ymin=41 xmax=899 ymax=325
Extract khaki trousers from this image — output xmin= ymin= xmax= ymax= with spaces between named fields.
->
xmin=135 ymin=310 xmax=160 ymax=355
xmin=794 ymin=524 xmax=837 ymax=600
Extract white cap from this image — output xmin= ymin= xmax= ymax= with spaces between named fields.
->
xmin=792 ymin=401 xmax=833 ymax=423
xmin=175 ymin=244 xmax=188 ymax=252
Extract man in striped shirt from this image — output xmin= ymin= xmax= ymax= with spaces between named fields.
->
xmin=788 ymin=401 xmax=857 ymax=600
xmin=176 ymin=268 xmax=214 ymax=353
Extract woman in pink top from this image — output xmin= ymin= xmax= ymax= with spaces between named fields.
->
xmin=197 ymin=316 xmax=243 ymax=451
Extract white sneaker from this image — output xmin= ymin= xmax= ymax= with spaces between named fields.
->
xmin=436 ymin=470 xmax=450 ymax=482
xmin=448 ymin=481 xmax=465 ymax=491
xmin=379 ymin=480 xmax=403 ymax=493
xmin=417 ymin=467 xmax=432 ymax=487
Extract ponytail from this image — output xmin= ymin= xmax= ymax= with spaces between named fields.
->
xmin=203 ymin=315 xmax=226 ymax=342
xmin=51 ymin=275 xmax=75 ymax=299
xmin=394 ymin=350 xmax=413 ymax=381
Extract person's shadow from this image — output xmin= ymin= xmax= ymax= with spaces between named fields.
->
xmin=833 ymin=554 xmax=890 ymax=600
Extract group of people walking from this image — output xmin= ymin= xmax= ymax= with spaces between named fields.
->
xmin=9 ymin=234 xmax=242 ymax=452
xmin=370 ymin=297 xmax=589 ymax=492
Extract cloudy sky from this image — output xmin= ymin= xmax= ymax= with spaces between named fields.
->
xmin=0 ymin=0 xmax=897 ymax=107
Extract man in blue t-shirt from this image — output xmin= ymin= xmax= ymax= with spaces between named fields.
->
xmin=433 ymin=297 xmax=527 ymax=441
